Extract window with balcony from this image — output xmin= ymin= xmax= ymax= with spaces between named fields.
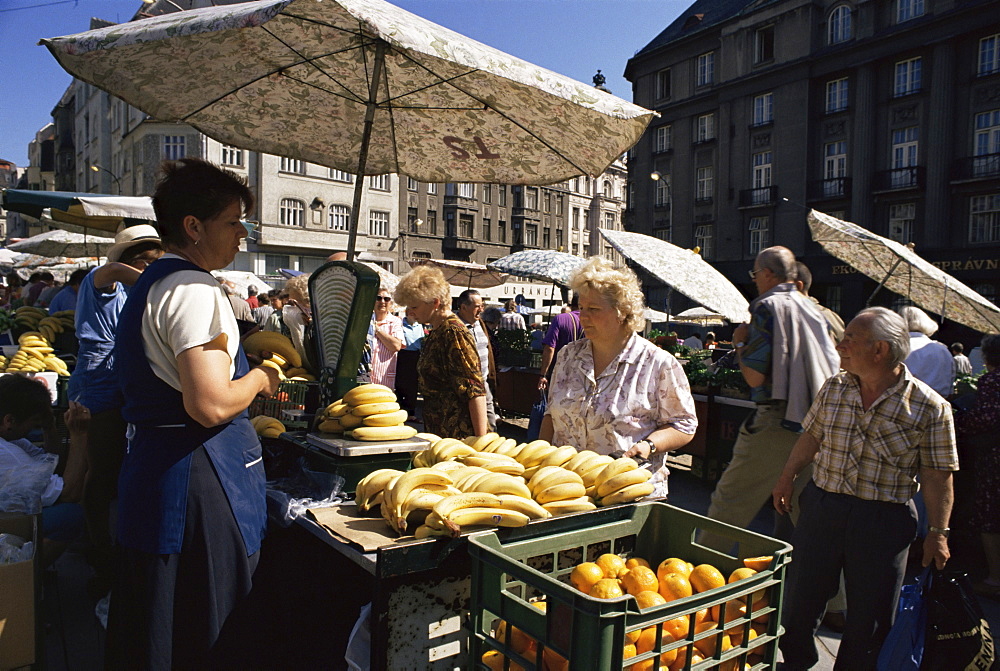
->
xmin=749 ymin=216 xmax=770 ymax=255
xmin=696 ymin=52 xmax=715 ymax=87
xmin=824 ymin=141 xmax=848 ymax=196
xmin=696 ymin=113 xmax=716 ymax=142
xmin=369 ymin=174 xmax=389 ymax=191
xmin=974 ymin=110 xmax=1000 ymax=176
xmin=426 ymin=209 xmax=437 ymax=235
xmin=525 ymin=224 xmax=538 ymax=246
xmin=328 ymin=204 xmax=350 ymax=231
xmin=891 ymin=127 xmax=919 ymax=187
xmin=221 ymin=145 xmax=244 ymax=167
xmin=888 ymin=203 xmax=915 ymax=243
xmin=694 ymin=224 xmax=714 ymax=260
xmin=969 ymin=194 xmax=1000 ymax=243
xmin=754 ymin=25 xmax=775 ymax=64
xmin=163 ymin=135 xmax=186 ymax=160
xmin=828 ymin=5 xmax=852 ymax=44
xmin=896 ymin=0 xmax=925 ymax=23
xmin=980 ymin=34 xmax=1000 ymax=76
xmin=279 ymin=198 xmax=305 ymax=227
xmin=655 ymin=175 xmax=672 ymax=208
xmin=825 ymin=78 xmax=849 ymax=113
xmin=752 ymin=93 xmax=774 ymax=127
xmin=656 ymin=68 xmax=671 ymax=100
xmin=655 ymin=125 xmax=672 ymax=153
xmin=894 ymin=57 xmax=922 ymax=97
xmin=280 ymin=157 xmax=304 ymax=174
xmin=753 ymin=151 xmax=773 ymax=189
xmin=696 ymin=167 xmax=713 ymax=202
xmin=369 ymin=210 xmax=389 ymax=237
xmin=329 ymin=169 xmax=353 ymax=182
xmin=458 ymin=213 xmax=474 ymax=238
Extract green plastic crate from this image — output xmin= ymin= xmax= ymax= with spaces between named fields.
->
xmin=250 ymin=380 xmax=310 ymax=423
xmin=468 ymin=502 xmax=791 ymax=671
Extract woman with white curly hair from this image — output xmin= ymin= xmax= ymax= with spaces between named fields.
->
xmin=540 ymin=257 xmax=698 ymax=496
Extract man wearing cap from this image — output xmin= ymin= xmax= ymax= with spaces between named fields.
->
xmin=68 ymin=224 xmax=163 ymax=598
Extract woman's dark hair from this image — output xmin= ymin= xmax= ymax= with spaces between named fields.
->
xmin=0 ymin=374 xmax=53 ymax=422
xmin=119 ymin=241 xmax=163 ymax=266
xmin=982 ymin=334 xmax=1000 ymax=369
xmin=152 ymin=157 xmax=254 ymax=248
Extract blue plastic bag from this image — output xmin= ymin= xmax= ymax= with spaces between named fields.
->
xmin=525 ymin=392 xmax=546 ymax=441
xmin=877 ymin=567 xmax=931 ymax=671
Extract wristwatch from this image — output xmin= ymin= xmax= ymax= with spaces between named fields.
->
xmin=638 ymin=439 xmax=655 ymax=456
xmin=928 ymin=526 xmax=950 ymax=537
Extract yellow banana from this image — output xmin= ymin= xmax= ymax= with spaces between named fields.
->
xmin=414 ymin=524 xmax=449 ymax=539
xmin=471 ymin=432 xmax=501 ymax=451
xmin=352 ymin=401 xmax=401 ymax=417
xmin=412 ymin=450 xmax=429 ymax=468
xmin=596 ymin=467 xmax=653 ymax=499
xmin=581 ymin=456 xmax=616 ymax=486
xmin=259 ymin=359 xmax=286 ymax=379
xmin=339 ymin=412 xmax=364 ymax=429
xmin=538 ymin=445 xmax=578 ymax=468
xmin=362 ymin=409 xmax=408 ymax=427
xmin=530 ymin=467 xmax=585 ymax=495
xmin=542 ymin=498 xmax=598 ymax=515
xmin=399 ymin=490 xmax=448 ymax=528
xmin=414 ymin=432 xmax=442 ymax=443
xmin=445 ymin=507 xmax=529 ymax=534
xmin=318 ymin=418 xmax=344 ymax=433
xmin=390 ymin=469 xmax=454 ymax=520
xmin=430 ymin=460 xmax=465 ymax=473
xmin=432 ymin=492 xmax=503 ymax=519
xmin=261 ymin=427 xmax=282 ymax=438
xmin=343 ymin=383 xmax=394 ymax=406
xmin=423 ymin=511 xmax=448 ymax=531
xmin=517 ymin=441 xmax=556 ymax=468
xmin=356 ymin=468 xmax=404 ymax=512
xmin=534 ymin=481 xmax=587 ymax=504
xmin=242 ymin=331 xmax=302 ymax=368
xmin=348 ymin=425 xmax=417 ymax=442
xmin=325 ymin=402 xmax=350 ymax=418
xmin=564 ymin=450 xmax=604 ymax=473
xmin=475 ymin=474 xmax=532 ymax=499
xmin=459 ymin=452 xmax=517 ymax=469
xmin=595 ymin=458 xmax=640 ymax=487
xmin=600 ymin=481 xmax=655 ymax=506
xmin=492 ymin=438 xmax=520 ymax=457
xmin=435 ymin=441 xmax=477 ymax=462
xmin=497 ymin=494 xmax=551 ymax=520
xmin=269 ymin=352 xmax=288 ymax=368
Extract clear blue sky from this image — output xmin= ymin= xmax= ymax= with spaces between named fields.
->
xmin=0 ymin=0 xmax=688 ymax=169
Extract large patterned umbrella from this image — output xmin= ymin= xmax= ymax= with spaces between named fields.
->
xmin=407 ymin=258 xmax=507 ymax=289
xmin=42 ymin=0 xmax=654 ymax=255
xmin=487 ymin=250 xmax=586 ymax=287
xmin=8 ymin=229 xmax=116 ymax=259
xmin=599 ymin=228 xmax=751 ymax=324
xmin=807 ymin=209 xmax=1000 ymax=333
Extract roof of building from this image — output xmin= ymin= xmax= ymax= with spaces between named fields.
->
xmin=631 ymin=0 xmax=761 ymax=61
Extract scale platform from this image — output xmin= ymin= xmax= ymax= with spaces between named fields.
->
xmin=304 ymin=432 xmax=430 ymax=457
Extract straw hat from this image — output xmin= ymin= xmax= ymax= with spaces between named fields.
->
xmin=107 ymin=224 xmax=161 ymax=263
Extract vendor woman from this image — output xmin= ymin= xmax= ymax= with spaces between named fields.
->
xmin=106 ymin=158 xmax=281 ymax=668
xmin=540 ymin=257 xmax=697 ymax=497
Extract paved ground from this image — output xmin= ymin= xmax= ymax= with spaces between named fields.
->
xmin=39 ymin=416 xmax=1000 ymax=669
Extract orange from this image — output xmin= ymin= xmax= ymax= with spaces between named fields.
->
xmin=596 ymin=553 xmax=627 ymax=579
xmin=623 ymin=642 xmax=637 ymax=659
xmin=482 ymin=649 xmax=526 ymax=671
xmin=656 ymin=557 xmax=692 ymax=582
xmin=636 ymin=628 xmax=678 ymax=663
xmin=694 ymin=607 xmax=711 ymax=624
xmin=729 ymin=567 xmax=757 ymax=583
xmin=669 ymin=645 xmax=704 ymax=671
xmin=571 ymin=562 xmax=606 ymax=594
xmin=730 ymin=624 xmax=757 ymax=647
xmin=662 ymin=615 xmax=690 ymax=640
xmin=692 ymin=621 xmax=731 ymax=657
xmin=689 ymin=564 xmax=725 ymax=593
xmin=495 ymin=619 xmax=535 ymax=656
xmin=626 ymin=659 xmax=670 ymax=671
xmin=750 ymin=594 xmax=770 ymax=623
xmin=625 ymin=627 xmax=641 ymax=644
xmin=542 ymin=645 xmax=569 ymax=671
xmin=742 ymin=556 xmax=772 ymax=571
xmin=634 ymin=590 xmax=667 ymax=610
xmin=711 ymin=598 xmax=748 ymax=627
xmin=658 ymin=572 xmax=693 ymax=602
xmin=626 ymin=557 xmax=651 ymax=570
xmin=590 ymin=578 xmax=624 ymax=599
xmin=618 ymin=567 xmax=632 ymax=581
xmin=622 ymin=566 xmax=660 ymax=596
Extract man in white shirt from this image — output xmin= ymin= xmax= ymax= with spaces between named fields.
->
xmin=899 ymin=306 xmax=954 ymax=398
xmin=683 ymin=332 xmax=703 ymax=350
xmin=458 ymin=289 xmax=496 ymax=430
xmin=951 ymin=342 xmax=973 ymax=377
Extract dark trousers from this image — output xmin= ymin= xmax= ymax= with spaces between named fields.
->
xmin=395 ymin=349 xmax=420 ymax=414
xmin=779 ymin=481 xmax=917 ymax=670
xmin=83 ymin=408 xmax=127 ymax=578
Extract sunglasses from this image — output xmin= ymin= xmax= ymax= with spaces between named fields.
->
xmin=375 ymin=296 xmax=392 ymax=302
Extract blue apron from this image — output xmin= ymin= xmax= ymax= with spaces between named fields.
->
xmin=115 ymin=257 xmax=266 ymax=556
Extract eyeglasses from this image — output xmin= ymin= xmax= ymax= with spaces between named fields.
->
xmin=748 ymin=269 xmax=761 ymax=280
xmin=375 ymin=296 xmax=392 ymax=302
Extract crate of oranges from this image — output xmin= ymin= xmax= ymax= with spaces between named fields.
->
xmin=468 ymin=501 xmax=790 ymax=671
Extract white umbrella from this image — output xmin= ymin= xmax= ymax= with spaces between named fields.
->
xmin=213 ymin=270 xmax=276 ymax=297
xmin=8 ymin=229 xmax=116 ymax=258
xmin=673 ymin=307 xmax=726 ymax=326
xmin=359 ymin=261 xmax=399 ymax=293
xmin=643 ymin=307 xmax=669 ymax=322
xmin=42 ymin=0 xmax=654 ymax=256
xmin=0 ymin=249 xmax=18 ymax=265
xmin=407 ymin=258 xmax=507 ymax=289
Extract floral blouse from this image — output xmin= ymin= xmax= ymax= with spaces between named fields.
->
xmin=418 ymin=314 xmax=486 ymax=439
xmin=957 ymin=369 xmax=1000 ymax=437
xmin=545 ymin=332 xmax=698 ymax=496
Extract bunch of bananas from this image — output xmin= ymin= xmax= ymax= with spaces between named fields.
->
xmin=591 ymin=457 xmax=655 ymax=505
xmin=37 ymin=310 xmax=75 ymax=344
xmin=13 ymin=306 xmax=49 ymax=331
xmin=251 ymin=415 xmax=286 ymax=438
xmin=2 ymin=331 xmax=70 ymax=375
xmin=243 ymin=331 xmax=314 ymax=381
xmin=316 ymin=383 xmax=416 ymax=441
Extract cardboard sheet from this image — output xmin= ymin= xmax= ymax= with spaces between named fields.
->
xmin=307 ymin=504 xmax=413 ymax=553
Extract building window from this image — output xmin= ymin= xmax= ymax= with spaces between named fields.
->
xmin=627 ymin=181 xmax=635 ymax=210
xmin=896 ymin=0 xmax=925 ymax=23
xmin=406 ymin=177 xmax=418 ymax=191
xmin=328 ymin=204 xmax=350 ymax=231
xmin=499 ymin=219 xmax=507 ymax=243
xmin=694 ymin=224 xmax=714 ymax=260
xmin=602 ymin=182 xmax=613 ymax=199
xmin=427 ymin=182 xmax=437 ymax=194
xmin=459 ymin=213 xmax=474 ymax=238
xmin=980 ymin=34 xmax=1000 ymax=76
xmin=749 ymin=216 xmax=769 ymax=255
xmin=828 ymin=5 xmax=852 ymax=44
xmin=556 ymin=228 xmax=564 ymax=250
xmin=891 ymin=126 xmax=919 ymax=173
xmin=483 ymin=185 xmax=492 ymax=204
xmin=655 ymin=174 xmax=672 ymax=207
xmin=525 ymin=224 xmax=538 ymax=246
xmin=369 ymin=210 xmax=389 ymax=237
xmin=826 ymin=286 xmax=842 ymax=313
xmin=426 ymin=210 xmax=437 ymax=235
xmin=498 ymin=187 xmax=506 ymax=206
xmin=369 ymin=174 xmax=389 ymax=191
xmin=696 ymin=52 xmax=715 ymax=87
xmin=824 ymin=141 xmax=848 ymax=196
xmin=753 ymin=151 xmax=773 ymax=189
xmin=525 ymin=187 xmax=539 ymax=210
xmin=754 ymin=25 xmax=775 ymax=63
xmin=696 ymin=113 xmax=715 ymax=142
xmin=329 ymin=169 xmax=353 ymax=182
xmin=279 ymin=198 xmax=305 ymax=227
xmin=221 ymin=145 xmax=243 ymax=167
xmin=279 ymin=157 xmax=304 ymax=174
xmin=265 ymin=254 xmax=290 ymax=275
xmin=556 ymin=195 xmax=564 ymax=215
xmin=163 ymin=135 xmax=186 ymax=160
xmin=407 ymin=207 xmax=418 ymax=232
xmin=656 ymin=68 xmax=672 ymax=99
xmin=888 ymin=203 xmax=915 ymax=243
xmin=894 ymin=57 xmax=922 ymax=97
xmin=696 ymin=167 xmax=713 ymax=202
xmin=412 ymin=250 xmax=431 ymax=260
xmin=542 ymin=226 xmax=551 ymax=248
xmin=483 ymin=218 xmax=491 ymax=241
xmin=544 ymin=191 xmax=552 ymax=212
xmin=825 ymin=78 xmax=849 ymax=113
xmin=752 ymin=93 xmax=774 ymax=126
xmin=969 ymin=194 xmax=1000 ymax=243
xmin=655 ymin=125 xmax=673 ymax=153
xmin=974 ymin=283 xmax=997 ymax=305
xmin=462 ymin=183 xmax=476 ymax=198
xmin=603 ymin=212 xmax=615 ymax=229
xmin=974 ymin=110 xmax=1000 ymax=176
xmin=654 ymin=224 xmax=672 ymax=242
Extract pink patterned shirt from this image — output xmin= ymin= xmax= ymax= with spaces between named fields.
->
xmin=370 ymin=314 xmax=404 ymax=389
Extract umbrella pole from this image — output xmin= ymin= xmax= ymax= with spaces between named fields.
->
xmin=346 ymin=41 xmax=387 ymax=259
xmin=866 ymin=257 xmax=904 ymax=306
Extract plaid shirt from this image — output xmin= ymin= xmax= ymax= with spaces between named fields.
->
xmin=806 ymin=366 xmax=958 ymax=503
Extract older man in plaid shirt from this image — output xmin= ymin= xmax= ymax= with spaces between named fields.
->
xmin=773 ymin=307 xmax=958 ymax=670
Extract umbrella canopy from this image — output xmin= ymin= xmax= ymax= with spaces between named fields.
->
xmin=0 ymin=249 xmax=18 ymax=265
xmin=407 ymin=258 xmax=508 ymax=289
xmin=807 ymin=209 xmax=1000 ymax=333
xmin=41 ymin=0 xmax=653 ymax=255
xmin=360 ymin=261 xmax=399 ymax=293
xmin=487 ymin=250 xmax=586 ymax=287
xmin=2 ymin=189 xmax=156 ymax=233
xmin=673 ymin=306 xmax=726 ymax=326
xmin=599 ymin=229 xmax=751 ymax=324
xmin=8 ymin=229 xmax=116 ymax=258
xmin=213 ymin=270 xmax=277 ymax=297
xmin=643 ymin=307 xmax=669 ymax=322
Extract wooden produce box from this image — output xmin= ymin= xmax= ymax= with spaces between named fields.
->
xmin=0 ymin=513 xmax=41 ymax=670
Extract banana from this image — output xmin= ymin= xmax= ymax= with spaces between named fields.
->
xmin=352 ymin=401 xmax=401 ymax=417
xmin=435 ymin=441 xmax=477 ymax=461
xmin=261 ymin=427 xmax=282 ymax=438
xmin=348 ymin=425 xmax=418 ymax=442
xmin=530 ymin=467 xmax=585 ymax=495
xmin=538 ymin=445 xmax=578 ymax=468
xmin=242 ymin=331 xmax=302 ymax=368
xmin=260 ymin=359 xmax=286 ymax=379
xmin=459 ymin=472 xmax=495 ymax=492
xmin=517 ymin=441 xmax=556 ymax=468
xmin=484 ymin=461 xmax=526 ymax=476
xmin=339 ymin=412 xmax=364 ymax=429
xmin=269 ymin=352 xmax=288 ymax=367
xmin=389 ymin=468 xmax=453 ymax=519
xmin=471 ymin=432 xmax=501 ymax=451
xmin=446 ymin=507 xmax=529 ymax=534
xmin=564 ymin=450 xmax=604 ymax=473
xmin=414 ymin=432 xmax=442 ymax=443
xmin=459 ymin=452 xmax=519 ymax=469
xmin=326 ymin=402 xmax=350 ymax=418
xmin=596 ymin=467 xmax=652 ymax=498
xmin=356 ymin=469 xmax=404 ymax=512
xmin=423 ymin=511 xmax=448 ymax=531
xmin=542 ymin=498 xmax=598 ymax=515
xmin=430 ymin=460 xmax=465 ymax=473
xmin=433 ymin=492 xmax=503 ymax=520
xmin=599 ymin=481 xmax=655 ymax=505
xmin=595 ymin=458 xmax=640 ymax=487
xmin=414 ymin=524 xmax=449 ymax=539
xmin=475 ymin=473 xmax=532 ymax=498
xmin=412 ymin=450 xmax=429 ymax=468
xmin=285 ymin=366 xmax=309 ymax=378
xmin=534 ymin=481 xmax=587 ymax=504
xmin=492 ymin=438 xmax=520 ymax=457
xmin=343 ymin=383 xmax=395 ymax=406
xmin=480 ymin=434 xmax=508 ymax=453
xmin=398 ymin=490 xmax=449 ymax=526
xmin=362 ymin=409 xmax=408 ymax=427
xmin=497 ymin=494 xmax=551 ymax=520
xmin=581 ymin=456 xmax=617 ymax=487
xmin=318 ymin=418 xmax=344 ymax=433
xmin=453 ymin=468 xmax=491 ymax=491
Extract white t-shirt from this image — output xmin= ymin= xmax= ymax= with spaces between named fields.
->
xmin=141 ymin=256 xmax=240 ymax=391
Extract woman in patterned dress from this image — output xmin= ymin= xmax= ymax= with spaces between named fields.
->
xmin=393 ymin=265 xmax=488 ymax=438
xmin=540 ymin=257 xmax=698 ymax=497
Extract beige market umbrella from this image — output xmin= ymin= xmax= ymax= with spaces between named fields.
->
xmin=407 ymin=258 xmax=507 ymax=289
xmin=807 ymin=209 xmax=1000 ymax=333
xmin=359 ymin=261 xmax=399 ymax=293
xmin=42 ymin=0 xmax=654 ymax=256
xmin=8 ymin=229 xmax=116 ymax=258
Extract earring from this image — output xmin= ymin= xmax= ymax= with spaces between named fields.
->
xmin=194 ymin=239 xmax=200 ymax=246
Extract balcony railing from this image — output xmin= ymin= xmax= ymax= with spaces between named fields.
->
xmin=807 ymin=178 xmax=852 ymax=200
xmin=739 ymin=185 xmax=778 ymax=207
xmin=952 ymin=154 xmax=1000 ymax=181
xmin=694 ymin=196 xmax=714 ymax=206
xmin=874 ymin=166 xmax=924 ymax=191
